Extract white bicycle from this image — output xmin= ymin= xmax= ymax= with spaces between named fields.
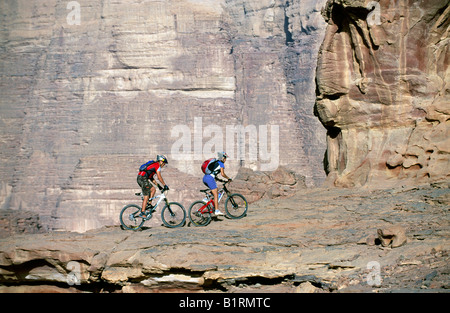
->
xmin=119 ymin=189 xmax=186 ymax=230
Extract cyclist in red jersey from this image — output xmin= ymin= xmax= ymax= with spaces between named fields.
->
xmin=137 ymin=155 xmax=169 ymax=217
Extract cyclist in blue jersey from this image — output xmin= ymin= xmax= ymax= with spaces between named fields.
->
xmin=203 ymin=151 xmax=232 ymax=216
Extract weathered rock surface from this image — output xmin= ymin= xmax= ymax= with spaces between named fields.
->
xmin=0 ymin=183 xmax=448 ymax=293
xmin=315 ymin=0 xmax=450 ymax=187
xmin=0 ymin=0 xmax=328 ymax=232
xmin=230 ymin=166 xmax=306 ymax=203
xmin=0 ymin=210 xmax=45 ymax=238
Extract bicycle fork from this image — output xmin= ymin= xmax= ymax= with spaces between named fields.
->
xmin=165 ymin=198 xmax=178 ymax=217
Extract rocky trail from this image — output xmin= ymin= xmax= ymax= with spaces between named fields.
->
xmin=0 ymin=182 xmax=448 ymax=293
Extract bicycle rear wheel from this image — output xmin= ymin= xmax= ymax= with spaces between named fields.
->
xmin=225 ymin=193 xmax=248 ymax=219
xmin=188 ymin=200 xmax=212 ymax=227
xmin=161 ymin=202 xmax=186 ymax=228
xmin=120 ymin=204 xmax=145 ymax=230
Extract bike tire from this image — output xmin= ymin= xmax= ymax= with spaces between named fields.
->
xmin=188 ymin=200 xmax=212 ymax=227
xmin=161 ymin=202 xmax=186 ymax=228
xmin=225 ymin=193 xmax=248 ymax=219
xmin=120 ymin=204 xmax=145 ymax=230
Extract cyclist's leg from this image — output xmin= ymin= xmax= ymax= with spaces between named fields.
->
xmin=137 ymin=175 xmax=151 ymax=213
xmin=203 ymin=175 xmax=221 ymax=214
xmin=149 ymin=185 xmax=156 ymax=205
xmin=211 ymin=188 xmax=219 ymax=212
xmin=141 ymin=195 xmax=149 ymax=213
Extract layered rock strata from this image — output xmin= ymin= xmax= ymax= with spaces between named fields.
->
xmin=0 ymin=0 xmax=328 ymax=232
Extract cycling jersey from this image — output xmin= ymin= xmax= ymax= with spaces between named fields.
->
xmin=138 ymin=162 xmax=161 ymax=179
xmin=207 ymin=160 xmax=224 ymax=177
xmin=203 ymin=160 xmax=224 ymax=190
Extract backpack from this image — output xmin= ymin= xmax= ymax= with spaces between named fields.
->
xmin=201 ymin=158 xmax=217 ymax=175
xmin=139 ymin=160 xmax=155 ymax=172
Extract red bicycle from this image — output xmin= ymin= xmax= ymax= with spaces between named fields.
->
xmin=188 ymin=180 xmax=248 ymax=226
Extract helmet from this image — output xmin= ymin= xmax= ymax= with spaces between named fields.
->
xmin=157 ymin=154 xmax=168 ymax=164
xmin=217 ymin=151 xmax=228 ymax=161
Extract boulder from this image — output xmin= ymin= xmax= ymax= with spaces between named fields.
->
xmin=377 ymin=226 xmax=407 ymax=248
xmin=231 ymin=166 xmax=306 ymax=203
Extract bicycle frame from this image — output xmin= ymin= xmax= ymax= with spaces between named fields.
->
xmin=197 ymin=184 xmax=229 ymax=214
xmin=139 ymin=190 xmax=169 ymax=211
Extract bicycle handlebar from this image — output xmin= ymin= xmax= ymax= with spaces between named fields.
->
xmin=217 ymin=178 xmax=232 ymax=184
xmin=157 ymin=184 xmax=170 ymax=192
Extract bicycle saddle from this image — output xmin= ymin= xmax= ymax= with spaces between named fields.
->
xmin=200 ymin=189 xmax=210 ymax=193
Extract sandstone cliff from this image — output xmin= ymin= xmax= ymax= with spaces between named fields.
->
xmin=1 ymin=0 xmax=448 ymax=235
xmin=0 ymin=0 xmax=328 ymax=232
xmin=315 ymin=0 xmax=450 ymax=187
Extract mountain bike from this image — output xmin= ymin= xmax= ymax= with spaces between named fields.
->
xmin=119 ymin=189 xmax=186 ymax=230
xmin=188 ymin=179 xmax=248 ymax=227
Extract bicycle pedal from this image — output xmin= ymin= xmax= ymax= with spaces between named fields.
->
xmin=141 ymin=211 xmax=152 ymax=220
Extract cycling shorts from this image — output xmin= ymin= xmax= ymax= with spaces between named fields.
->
xmin=203 ymin=175 xmax=217 ymax=190
xmin=137 ymin=175 xmax=155 ymax=196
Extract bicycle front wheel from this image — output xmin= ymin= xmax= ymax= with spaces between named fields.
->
xmin=188 ymin=200 xmax=212 ymax=227
xmin=225 ymin=193 xmax=248 ymax=219
xmin=120 ymin=204 xmax=145 ymax=230
xmin=161 ymin=202 xmax=186 ymax=228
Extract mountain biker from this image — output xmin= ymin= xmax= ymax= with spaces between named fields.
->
xmin=137 ymin=155 xmax=169 ymax=217
xmin=203 ymin=151 xmax=232 ymax=216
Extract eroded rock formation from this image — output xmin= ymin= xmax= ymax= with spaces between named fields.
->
xmin=0 ymin=183 xmax=448 ymax=292
xmin=315 ymin=0 xmax=450 ymax=187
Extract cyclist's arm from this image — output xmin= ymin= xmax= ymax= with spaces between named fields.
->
xmin=220 ymin=168 xmax=231 ymax=181
xmin=150 ymin=177 xmax=160 ymax=189
xmin=156 ymin=169 xmax=167 ymax=186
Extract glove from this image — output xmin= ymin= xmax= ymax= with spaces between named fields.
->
xmin=163 ymin=185 xmax=170 ymax=191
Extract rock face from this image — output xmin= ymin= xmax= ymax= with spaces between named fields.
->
xmin=0 ymin=0 xmax=328 ymax=232
xmin=314 ymin=0 xmax=450 ymax=187
xmin=0 ymin=210 xmax=44 ymax=239
xmin=0 ymin=183 xmax=448 ymax=293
